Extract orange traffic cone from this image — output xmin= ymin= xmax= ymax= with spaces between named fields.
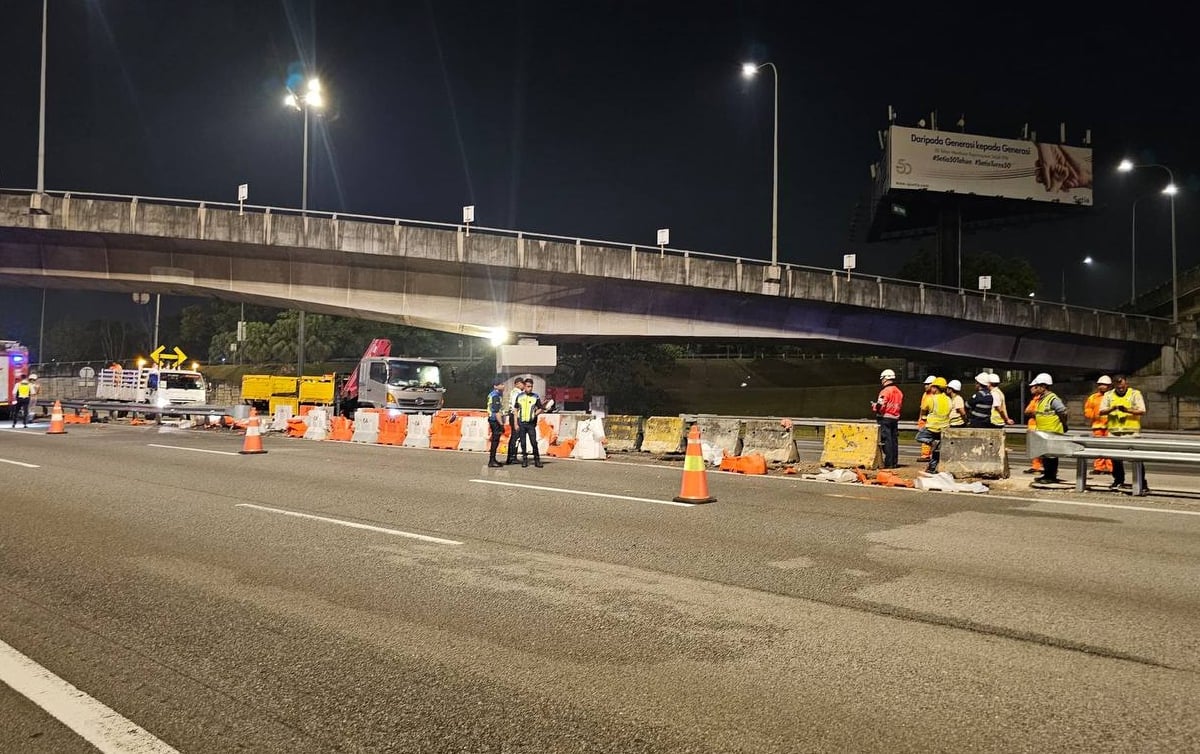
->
xmin=239 ymin=408 xmax=267 ymax=455
xmin=673 ymin=424 xmax=716 ymax=504
xmin=46 ymin=400 xmax=67 ymax=435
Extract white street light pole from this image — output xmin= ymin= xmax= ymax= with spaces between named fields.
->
xmin=37 ymin=0 xmax=48 ymax=193
xmin=1118 ymin=160 xmax=1178 ymax=324
xmin=742 ymin=61 xmax=780 ymax=269
xmin=285 ymin=77 xmax=325 ymax=376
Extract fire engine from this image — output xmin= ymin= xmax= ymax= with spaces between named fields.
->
xmin=1 ymin=340 xmax=31 ymax=418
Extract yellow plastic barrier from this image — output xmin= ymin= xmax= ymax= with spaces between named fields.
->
xmin=270 ymin=376 xmax=298 ymax=395
xmin=819 ymin=422 xmax=882 ymax=470
xmin=299 ymin=374 xmax=335 ymax=404
xmin=269 ymin=396 xmax=299 ymax=417
xmin=240 ymin=374 xmax=274 ymax=401
xmin=640 ymin=416 xmax=685 ymax=454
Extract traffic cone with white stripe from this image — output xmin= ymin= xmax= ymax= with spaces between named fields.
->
xmin=673 ymin=424 xmax=716 ymax=504
xmin=239 ymin=407 xmax=267 ymax=455
xmin=46 ymin=401 xmax=67 ymax=435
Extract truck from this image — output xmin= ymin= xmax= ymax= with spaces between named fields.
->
xmin=1 ymin=340 xmax=31 ymax=418
xmin=95 ymin=367 xmax=208 ymax=407
xmin=339 ymin=338 xmax=445 ymax=415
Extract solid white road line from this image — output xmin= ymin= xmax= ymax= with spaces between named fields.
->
xmin=0 ymin=638 xmax=179 ymax=754
xmin=971 ymin=493 xmax=1200 ymax=517
xmin=0 ymin=457 xmax=39 ymax=468
xmin=235 ymin=503 xmax=463 ymax=545
xmin=147 ymin=443 xmax=240 ymax=457
xmin=470 ymin=478 xmax=697 ymax=507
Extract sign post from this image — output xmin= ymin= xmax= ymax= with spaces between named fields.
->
xmin=656 ymin=228 xmax=670 ymax=257
xmin=238 ymin=183 xmax=249 ymax=215
xmin=462 ymin=205 xmax=475 ymax=237
xmin=978 ymin=275 xmax=992 ymax=300
xmin=842 ymin=253 xmax=857 ymax=280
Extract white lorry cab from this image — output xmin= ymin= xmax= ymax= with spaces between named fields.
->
xmin=96 ymin=367 xmax=208 ymax=407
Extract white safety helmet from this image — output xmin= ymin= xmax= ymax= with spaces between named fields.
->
xmin=947 ymin=379 xmax=962 ymax=392
xmin=28 ymin=373 xmax=38 ymax=381
xmin=923 ymin=375 xmax=936 ymax=385
xmin=879 ymin=369 xmax=896 ymax=380
xmin=974 ymin=372 xmax=991 ymax=386
xmin=1030 ymin=372 xmax=1054 ymax=387
xmin=988 ymin=373 xmax=1001 ymax=384
xmin=1096 ymin=375 xmax=1113 ymax=385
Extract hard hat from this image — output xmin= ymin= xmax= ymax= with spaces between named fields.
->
xmin=975 ymin=372 xmax=991 ymax=385
xmin=947 ymin=379 xmax=962 ymax=392
xmin=879 ymin=369 xmax=896 ymax=380
xmin=1030 ymin=372 xmax=1054 ymax=386
xmin=988 ymin=373 xmax=1001 ymax=384
xmin=932 ymin=377 xmax=948 ymax=389
xmin=1096 ymin=375 xmax=1112 ymax=385
xmin=923 ymin=375 xmax=937 ymax=385
xmin=28 ymin=373 xmax=38 ymax=381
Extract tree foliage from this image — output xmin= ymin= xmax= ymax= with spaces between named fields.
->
xmin=554 ymin=342 xmax=683 ymax=414
xmin=898 ymin=247 xmax=1040 ymax=298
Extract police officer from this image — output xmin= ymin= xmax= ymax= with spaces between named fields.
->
xmin=505 ymin=377 xmax=526 ymax=464
xmin=486 ymin=376 xmax=507 ymax=468
xmin=513 ymin=378 xmax=544 ymax=468
xmin=10 ymin=374 xmax=32 ymax=428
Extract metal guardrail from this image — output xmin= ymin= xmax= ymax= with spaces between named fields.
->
xmin=1027 ymin=430 xmax=1200 ymax=496
xmin=54 ymin=399 xmax=234 ymax=423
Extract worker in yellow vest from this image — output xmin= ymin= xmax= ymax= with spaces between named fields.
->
xmin=1025 ymin=372 xmax=1068 ymax=484
xmin=10 ymin=374 xmax=32 ymax=428
xmin=917 ymin=375 xmax=936 ymax=461
xmin=1099 ymin=375 xmax=1147 ymax=494
xmin=919 ymin=377 xmax=953 ymax=474
xmin=1083 ymin=375 xmax=1113 ymax=474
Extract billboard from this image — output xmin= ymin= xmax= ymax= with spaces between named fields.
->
xmin=887 ymin=126 xmax=1092 ymax=206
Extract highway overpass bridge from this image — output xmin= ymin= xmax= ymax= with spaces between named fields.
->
xmin=0 ymin=190 xmax=1174 ymax=371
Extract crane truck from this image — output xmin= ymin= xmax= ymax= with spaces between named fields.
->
xmin=339 ymin=339 xmax=445 ymax=416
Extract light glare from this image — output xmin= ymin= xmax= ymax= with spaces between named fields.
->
xmin=1117 ymin=159 xmax=1134 ymax=172
xmin=1163 ymin=183 xmax=1178 ymax=195
xmin=488 ymin=328 xmax=509 ymax=347
xmin=741 ymin=62 xmax=758 ymax=78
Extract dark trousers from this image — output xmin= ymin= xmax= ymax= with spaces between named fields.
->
xmin=516 ymin=421 xmax=540 ymax=463
xmin=926 ymin=430 xmax=942 ymax=473
xmin=488 ymin=418 xmax=504 ymax=462
xmin=11 ymin=397 xmax=29 ymax=427
xmin=505 ymin=414 xmax=519 ymax=462
xmin=1110 ymin=460 xmax=1146 ymax=487
xmin=1041 ymin=455 xmax=1059 ymax=480
xmin=878 ymin=418 xmax=899 ymax=468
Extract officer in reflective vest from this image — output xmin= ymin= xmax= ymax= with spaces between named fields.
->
xmin=505 ymin=377 xmax=526 ymax=464
xmin=1099 ymin=375 xmax=1148 ymax=494
xmin=485 ymin=376 xmax=507 ymax=468
xmin=10 ymin=375 xmax=32 ymax=428
xmin=1026 ymin=372 xmax=1068 ymax=484
xmin=513 ymin=379 xmax=544 ymax=468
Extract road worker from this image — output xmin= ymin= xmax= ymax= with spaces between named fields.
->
xmin=871 ymin=369 xmax=903 ymax=469
xmin=1022 ymin=394 xmax=1044 ymax=475
xmin=1026 ymin=373 xmax=1068 ymax=485
xmin=1099 ymin=375 xmax=1148 ymax=494
xmin=988 ymin=373 xmax=1014 ymax=427
xmin=1083 ymin=376 xmax=1113 ymax=474
xmin=966 ymin=373 xmax=994 ymax=429
xmin=919 ymin=377 xmax=953 ymax=474
xmin=946 ymin=379 xmax=966 ymax=428
xmin=917 ymin=375 xmax=936 ymax=461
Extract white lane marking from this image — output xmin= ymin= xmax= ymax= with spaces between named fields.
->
xmin=0 ymin=457 xmax=39 ymax=468
xmin=236 ymin=503 xmax=462 ymax=545
xmin=0 ymin=638 xmax=179 ymax=754
xmin=147 ymin=443 xmax=239 ymax=457
xmin=961 ymin=493 xmax=1200 ymax=517
xmin=470 ymin=479 xmax=696 ymax=507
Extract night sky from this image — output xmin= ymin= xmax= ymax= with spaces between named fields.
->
xmin=1 ymin=1 xmax=1197 ymax=341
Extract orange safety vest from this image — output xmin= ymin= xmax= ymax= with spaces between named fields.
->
xmin=1024 ymin=397 xmax=1038 ymax=430
xmin=1083 ymin=392 xmax=1108 ymax=429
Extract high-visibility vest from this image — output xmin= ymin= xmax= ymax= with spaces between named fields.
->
xmin=515 ymin=392 xmax=540 ymax=423
xmin=1083 ymin=392 xmax=1108 ymax=429
xmin=1106 ymin=389 xmax=1143 ymax=434
xmin=15 ymin=382 xmax=31 ymax=398
xmin=949 ymin=394 xmax=965 ymax=426
xmin=486 ymin=388 xmax=503 ymax=418
xmin=989 ymin=388 xmax=1005 ymax=425
xmin=1034 ymin=392 xmax=1065 ymax=434
xmin=924 ymin=393 xmax=953 ymax=432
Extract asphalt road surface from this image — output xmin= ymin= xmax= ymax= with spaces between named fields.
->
xmin=2 ymin=423 xmax=1198 ymax=753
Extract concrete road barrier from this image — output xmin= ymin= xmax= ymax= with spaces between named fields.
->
xmin=818 ymin=422 xmax=880 ymax=469
xmin=640 ymin=416 xmax=685 ymax=454
xmin=697 ymin=417 xmax=742 ymax=458
xmin=940 ymin=427 xmax=1009 ymax=478
xmin=604 ymin=415 xmax=642 ymax=452
xmin=742 ymin=419 xmax=799 ymax=464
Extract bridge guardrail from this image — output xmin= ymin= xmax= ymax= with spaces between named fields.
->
xmin=1027 ymin=430 xmax=1200 ymax=496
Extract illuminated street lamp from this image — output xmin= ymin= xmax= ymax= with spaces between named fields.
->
xmin=1119 ymin=159 xmax=1178 ymax=324
xmin=284 ymin=76 xmax=325 ymax=377
xmin=741 ymin=61 xmax=780 ymax=272
xmin=1062 ymin=256 xmax=1093 ymax=303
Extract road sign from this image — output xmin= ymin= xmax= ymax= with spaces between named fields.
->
xmin=79 ymin=366 xmax=95 ymax=380
xmin=132 ymin=292 xmax=150 ymax=304
xmin=657 ymin=228 xmax=670 ymax=247
xmin=150 ymin=345 xmax=166 ymax=363
xmin=238 ymin=183 xmax=249 ymax=202
xmin=978 ymin=275 xmax=992 ymax=291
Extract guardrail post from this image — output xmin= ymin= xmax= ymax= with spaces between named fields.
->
xmin=129 ymin=196 xmax=138 ymax=230
xmin=198 ymin=202 xmax=206 ymax=239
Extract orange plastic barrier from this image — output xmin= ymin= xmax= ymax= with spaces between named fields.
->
xmin=429 ymin=410 xmax=464 ymax=450
xmin=719 ymin=454 xmax=767 ymax=475
xmin=546 ymin=438 xmax=576 ymax=457
xmin=377 ymin=414 xmax=409 ymax=446
xmin=328 ymin=416 xmax=354 ymax=442
xmin=286 ymin=418 xmax=308 ymax=438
